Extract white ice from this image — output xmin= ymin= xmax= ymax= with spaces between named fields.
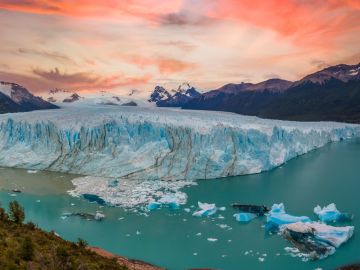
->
xmin=193 ymin=202 xmax=217 ymax=217
xmin=0 ymin=105 xmax=359 ymax=207
xmin=314 ymin=203 xmax=352 ymax=223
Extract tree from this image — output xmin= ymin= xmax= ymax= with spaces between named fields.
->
xmin=20 ymin=237 xmax=34 ymax=261
xmin=9 ymin=201 xmax=25 ymax=224
xmin=0 ymin=204 xmax=9 ymax=221
xmin=76 ymin=238 xmax=88 ymax=248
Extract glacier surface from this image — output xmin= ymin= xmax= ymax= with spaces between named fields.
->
xmin=0 ymin=104 xmax=360 ymax=206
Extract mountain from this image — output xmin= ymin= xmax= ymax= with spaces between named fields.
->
xmin=46 ymin=88 xmax=84 ymax=103
xmin=0 ymin=81 xmax=58 ymax=114
xmin=182 ymin=63 xmax=360 ymax=123
xmin=148 ymin=82 xmax=201 ymax=107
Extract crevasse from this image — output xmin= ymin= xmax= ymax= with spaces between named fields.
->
xmin=0 ymin=106 xmax=359 ymax=181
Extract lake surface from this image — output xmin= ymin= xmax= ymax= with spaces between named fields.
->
xmin=0 ymin=139 xmax=359 ymax=270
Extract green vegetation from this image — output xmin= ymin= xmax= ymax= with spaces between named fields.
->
xmin=0 ymin=201 xmax=128 ymax=270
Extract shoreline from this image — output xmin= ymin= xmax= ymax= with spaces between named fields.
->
xmin=88 ymin=246 xmax=165 ymax=270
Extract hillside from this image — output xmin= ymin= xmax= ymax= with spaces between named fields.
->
xmin=178 ymin=63 xmax=360 ymax=123
xmin=0 ymin=201 xmax=161 ymax=270
xmin=0 ymin=81 xmax=58 ymax=114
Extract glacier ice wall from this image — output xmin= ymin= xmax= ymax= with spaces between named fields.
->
xmin=0 ymin=105 xmax=359 ymax=181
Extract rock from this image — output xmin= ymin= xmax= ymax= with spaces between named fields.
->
xmin=280 ymin=222 xmax=354 ymax=260
xmin=231 ymin=204 xmax=269 ymax=216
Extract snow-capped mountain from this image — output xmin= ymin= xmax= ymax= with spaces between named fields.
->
xmin=46 ymin=88 xmax=83 ymax=103
xmin=296 ymin=63 xmax=360 ymax=85
xmin=45 ymin=88 xmax=152 ymax=107
xmin=172 ymin=62 xmax=360 ymax=123
xmin=148 ymin=86 xmax=171 ymax=103
xmin=0 ymin=81 xmax=58 ymax=113
xmin=149 ymin=83 xmax=201 ymax=107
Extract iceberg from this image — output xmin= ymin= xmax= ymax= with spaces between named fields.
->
xmin=234 ymin=212 xmax=257 ymax=222
xmin=266 ymin=203 xmax=311 ymax=230
xmin=193 ymin=202 xmax=217 ymax=217
xmin=280 ymin=222 xmax=354 ymax=259
xmin=147 ymin=202 xmax=161 ymax=211
xmin=314 ymin=203 xmax=353 ymax=223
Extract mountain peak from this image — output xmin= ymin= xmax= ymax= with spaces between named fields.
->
xmin=297 ymin=63 xmax=360 ymax=85
xmin=0 ymin=81 xmax=58 ymax=113
xmin=148 ymin=83 xmax=200 ymax=106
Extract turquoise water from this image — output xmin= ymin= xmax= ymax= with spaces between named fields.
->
xmin=0 ymin=139 xmax=360 ymax=270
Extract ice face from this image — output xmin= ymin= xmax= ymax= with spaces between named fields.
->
xmin=0 ymin=105 xmax=359 ymax=183
xmin=314 ymin=203 xmax=352 ymax=223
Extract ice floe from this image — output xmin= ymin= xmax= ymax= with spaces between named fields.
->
xmin=314 ymin=203 xmax=352 ymax=223
xmin=266 ymin=203 xmax=311 ymax=230
xmin=280 ymin=222 xmax=354 ymax=259
xmin=193 ymin=202 xmax=217 ymax=217
xmin=234 ymin=212 xmax=257 ymax=222
xmin=68 ymin=176 xmax=195 ymax=209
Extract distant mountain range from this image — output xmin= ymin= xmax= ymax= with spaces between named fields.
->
xmin=0 ymin=81 xmax=58 ymax=114
xmin=151 ymin=63 xmax=360 ymax=123
xmin=148 ymin=82 xmax=201 ymax=107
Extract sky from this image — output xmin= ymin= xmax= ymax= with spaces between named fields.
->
xmin=0 ymin=0 xmax=360 ymax=95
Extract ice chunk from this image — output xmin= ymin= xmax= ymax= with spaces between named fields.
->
xmin=147 ymin=202 xmax=161 ymax=211
xmin=314 ymin=203 xmax=352 ymax=223
xmin=266 ymin=203 xmax=311 ymax=230
xmin=234 ymin=212 xmax=257 ymax=222
xmin=193 ymin=202 xmax=217 ymax=217
xmin=207 ymin=238 xmax=218 ymax=242
xmin=280 ymin=222 xmax=354 ymax=259
xmin=95 ymin=212 xmax=105 ymax=221
xmin=158 ymin=193 xmax=180 ymax=210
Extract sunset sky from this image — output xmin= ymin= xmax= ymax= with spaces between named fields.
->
xmin=0 ymin=0 xmax=360 ymax=94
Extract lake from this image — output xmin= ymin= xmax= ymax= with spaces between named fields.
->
xmin=0 ymin=139 xmax=359 ymax=270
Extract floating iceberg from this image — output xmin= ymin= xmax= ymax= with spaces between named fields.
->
xmin=95 ymin=212 xmax=105 ymax=221
xmin=280 ymin=222 xmax=354 ymax=260
xmin=266 ymin=203 xmax=311 ymax=230
xmin=158 ymin=193 xmax=180 ymax=210
xmin=234 ymin=212 xmax=257 ymax=222
xmin=314 ymin=203 xmax=352 ymax=223
xmin=193 ymin=202 xmax=217 ymax=217
xmin=147 ymin=202 xmax=161 ymax=211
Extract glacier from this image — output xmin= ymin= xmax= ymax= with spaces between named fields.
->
xmin=0 ymin=104 xmax=360 ymax=206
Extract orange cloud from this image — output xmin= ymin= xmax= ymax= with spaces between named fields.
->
xmin=32 ymin=67 xmax=151 ymax=90
xmin=0 ymin=0 xmax=183 ymax=22
xmin=125 ymin=55 xmax=197 ymax=74
xmin=207 ymin=0 xmax=360 ymax=48
xmin=0 ymin=68 xmax=150 ymax=93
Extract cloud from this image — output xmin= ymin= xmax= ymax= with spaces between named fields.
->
xmin=310 ymin=59 xmax=330 ymax=69
xmin=26 ymin=67 xmax=150 ymax=91
xmin=18 ymin=48 xmax=75 ymax=64
xmin=159 ymin=41 xmax=196 ymax=52
xmin=0 ymin=0 xmax=184 ymax=22
xmin=157 ymin=12 xmax=212 ymax=26
xmin=124 ymin=55 xmax=197 ymax=74
xmin=206 ymin=0 xmax=360 ymax=48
